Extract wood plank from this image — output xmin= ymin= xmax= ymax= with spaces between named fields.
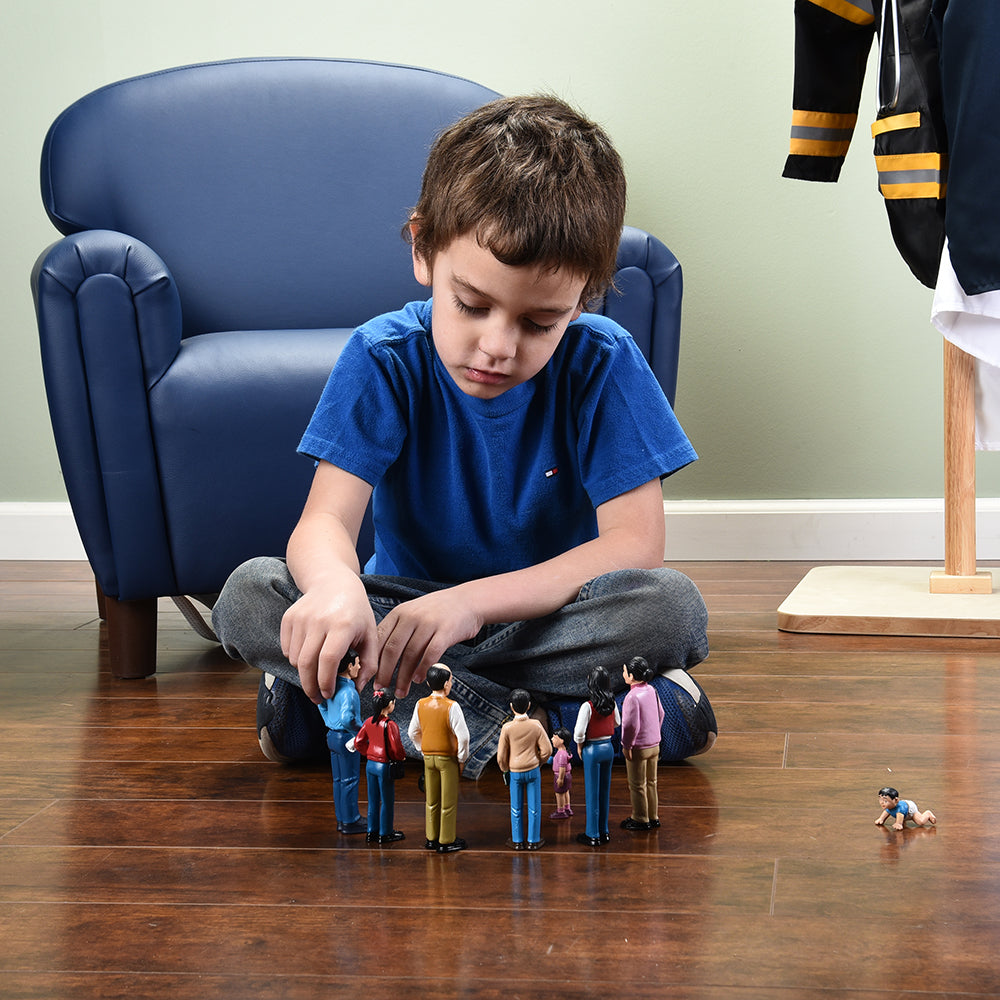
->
xmin=2 ymin=560 xmax=999 ymax=998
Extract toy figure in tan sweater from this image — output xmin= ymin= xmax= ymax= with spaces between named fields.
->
xmin=497 ymin=689 xmax=553 ymax=851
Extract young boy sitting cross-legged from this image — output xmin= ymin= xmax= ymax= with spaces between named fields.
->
xmin=213 ymin=94 xmax=710 ymax=779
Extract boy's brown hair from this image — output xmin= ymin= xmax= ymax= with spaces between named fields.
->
xmin=407 ymin=94 xmax=627 ymax=307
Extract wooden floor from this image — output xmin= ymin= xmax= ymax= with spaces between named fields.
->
xmin=2 ymin=560 xmax=1000 ymax=999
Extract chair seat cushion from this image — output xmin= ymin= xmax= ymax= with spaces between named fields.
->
xmin=149 ymin=328 xmax=352 ymax=591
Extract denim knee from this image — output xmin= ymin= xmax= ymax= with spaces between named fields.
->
xmin=212 ymin=556 xmax=299 ymax=677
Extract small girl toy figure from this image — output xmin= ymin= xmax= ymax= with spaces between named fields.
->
xmin=574 ymin=665 xmax=620 ymax=847
xmin=875 ymin=787 xmax=937 ymax=831
xmin=354 ymin=689 xmax=407 ymax=844
xmin=550 ymin=727 xmax=573 ymax=819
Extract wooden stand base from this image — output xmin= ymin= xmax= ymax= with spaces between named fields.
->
xmin=777 ymin=565 xmax=1000 ymax=637
xmin=929 ymin=569 xmax=994 ymax=594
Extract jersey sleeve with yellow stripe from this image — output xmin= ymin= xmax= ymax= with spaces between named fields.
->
xmin=781 ymin=0 xmax=947 ymax=286
xmin=782 ymin=0 xmax=876 ymax=183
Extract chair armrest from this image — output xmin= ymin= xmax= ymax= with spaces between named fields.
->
xmin=31 ymin=230 xmax=183 ymax=598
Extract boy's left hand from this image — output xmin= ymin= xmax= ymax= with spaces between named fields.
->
xmin=374 ymin=588 xmax=484 ymax=697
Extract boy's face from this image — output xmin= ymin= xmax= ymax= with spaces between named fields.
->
xmin=413 ymin=233 xmax=587 ymax=399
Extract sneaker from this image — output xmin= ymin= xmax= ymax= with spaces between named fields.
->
xmin=544 ymin=668 xmax=718 ymax=763
xmin=650 ymin=669 xmax=718 ymax=760
xmin=256 ymin=673 xmax=327 ymax=763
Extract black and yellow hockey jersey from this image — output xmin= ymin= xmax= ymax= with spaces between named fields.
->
xmin=783 ymin=0 xmax=947 ymax=288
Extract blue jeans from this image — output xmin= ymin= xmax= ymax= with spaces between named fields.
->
xmin=213 ymin=557 xmax=708 ymax=779
xmin=365 ymin=759 xmax=395 ymax=836
xmin=582 ymin=739 xmax=614 ymax=839
xmin=509 ymin=767 xmax=542 ymax=844
xmin=326 ymin=729 xmax=360 ymax=825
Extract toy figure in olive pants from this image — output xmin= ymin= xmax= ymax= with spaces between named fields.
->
xmin=408 ymin=664 xmax=470 ymax=853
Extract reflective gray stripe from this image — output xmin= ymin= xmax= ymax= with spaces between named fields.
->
xmin=791 ymin=126 xmax=854 ymax=142
xmin=879 ymin=169 xmax=941 ymax=184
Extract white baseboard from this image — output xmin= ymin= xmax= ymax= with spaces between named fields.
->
xmin=0 ymin=503 xmax=88 ymax=560
xmin=664 ymin=498 xmax=1000 ymax=561
xmin=2 ymin=499 xmax=999 ymax=562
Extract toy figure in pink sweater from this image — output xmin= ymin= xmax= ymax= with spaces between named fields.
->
xmin=620 ymin=656 xmax=664 ymax=831
xmin=550 ymin=728 xmax=573 ymax=819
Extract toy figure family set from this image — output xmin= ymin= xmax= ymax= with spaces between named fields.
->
xmin=211 ymin=93 xmax=715 ymax=849
xmin=320 ymin=653 xmax=670 ymax=852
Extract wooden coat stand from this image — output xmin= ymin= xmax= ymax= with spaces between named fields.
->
xmin=778 ymin=338 xmax=1000 ymax=638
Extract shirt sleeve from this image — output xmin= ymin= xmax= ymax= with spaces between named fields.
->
xmin=297 ymin=324 xmax=410 ymax=485
xmin=387 ymin=721 xmax=406 ymax=762
xmin=497 ymin=727 xmax=510 ymax=772
xmin=537 ymin=724 xmax=553 ymax=764
xmin=620 ymin=692 xmax=638 ymax=750
xmin=450 ymin=703 xmax=470 ymax=764
xmin=573 ymin=701 xmax=592 ymax=745
xmin=407 ymin=706 xmax=422 ymax=750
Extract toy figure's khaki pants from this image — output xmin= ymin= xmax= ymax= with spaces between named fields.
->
xmin=423 ymin=754 xmax=460 ymax=845
xmin=625 ymin=745 xmax=660 ymax=824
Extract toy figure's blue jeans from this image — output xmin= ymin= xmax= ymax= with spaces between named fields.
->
xmin=509 ymin=767 xmax=542 ymax=844
xmin=365 ymin=759 xmax=395 ymax=836
xmin=582 ymin=739 xmax=614 ymax=839
xmin=326 ymin=729 xmax=360 ymax=825
xmin=213 ymin=556 xmax=708 ymax=780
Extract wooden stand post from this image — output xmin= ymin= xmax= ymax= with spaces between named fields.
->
xmin=929 ymin=338 xmax=993 ymax=594
xmin=778 ymin=335 xmax=1000 ymax=637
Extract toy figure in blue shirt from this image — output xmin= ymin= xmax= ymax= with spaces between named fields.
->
xmin=213 ymin=94 xmax=710 ymax=781
xmin=875 ymin=787 xmax=937 ymax=831
xmin=318 ymin=651 xmax=366 ymax=834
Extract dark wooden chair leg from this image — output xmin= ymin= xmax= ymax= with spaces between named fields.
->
xmin=100 ymin=589 xmax=158 ymax=679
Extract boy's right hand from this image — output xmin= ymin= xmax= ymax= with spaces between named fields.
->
xmin=280 ymin=577 xmax=377 ymax=703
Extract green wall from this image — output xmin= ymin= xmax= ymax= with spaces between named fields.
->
xmin=4 ymin=0 xmax=997 ymax=502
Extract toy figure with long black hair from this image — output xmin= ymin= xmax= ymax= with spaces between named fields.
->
xmin=574 ymin=665 xmax=620 ymax=847
xmin=354 ymin=689 xmax=406 ymax=844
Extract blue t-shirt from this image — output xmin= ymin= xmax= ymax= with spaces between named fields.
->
xmin=299 ymin=299 xmax=696 ymax=583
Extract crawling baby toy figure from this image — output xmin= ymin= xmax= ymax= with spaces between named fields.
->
xmin=875 ymin=787 xmax=937 ymax=830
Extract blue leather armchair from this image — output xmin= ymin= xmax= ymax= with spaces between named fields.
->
xmin=31 ymin=58 xmax=684 ymax=679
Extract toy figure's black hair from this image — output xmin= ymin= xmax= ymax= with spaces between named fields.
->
xmin=587 ymin=665 xmax=616 ymax=717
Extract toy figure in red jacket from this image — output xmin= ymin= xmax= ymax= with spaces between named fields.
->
xmin=354 ymin=689 xmax=407 ymax=844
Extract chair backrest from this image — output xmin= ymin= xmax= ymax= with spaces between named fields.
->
xmin=40 ymin=58 xmax=501 ymax=338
